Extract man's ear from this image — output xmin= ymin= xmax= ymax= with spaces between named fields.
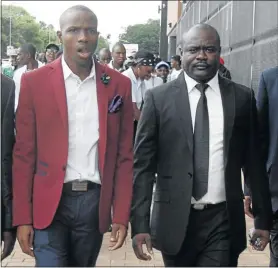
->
xmin=57 ymin=31 xmax=63 ymax=45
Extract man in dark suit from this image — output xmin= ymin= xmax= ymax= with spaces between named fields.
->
xmin=244 ymin=66 xmax=278 ymax=266
xmin=12 ymin=5 xmax=133 ymax=267
xmin=130 ymin=24 xmax=272 ymax=267
xmin=1 ymin=74 xmax=16 ymax=260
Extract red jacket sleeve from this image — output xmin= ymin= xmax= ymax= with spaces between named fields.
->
xmin=13 ymin=73 xmax=36 ymax=226
xmin=112 ymin=78 xmax=134 ymax=227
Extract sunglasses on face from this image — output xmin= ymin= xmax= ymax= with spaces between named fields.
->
xmin=46 ymin=48 xmax=58 ymax=54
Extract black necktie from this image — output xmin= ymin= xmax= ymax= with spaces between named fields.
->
xmin=192 ymin=83 xmax=209 ymax=201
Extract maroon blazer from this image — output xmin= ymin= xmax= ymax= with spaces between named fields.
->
xmin=13 ymin=58 xmax=133 ymax=233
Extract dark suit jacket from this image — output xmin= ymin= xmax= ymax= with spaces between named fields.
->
xmin=1 ymin=74 xmax=15 ymax=236
xmin=254 ymin=67 xmax=278 ymax=212
xmin=130 ymin=72 xmax=272 ymax=256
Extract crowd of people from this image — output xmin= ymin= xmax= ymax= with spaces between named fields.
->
xmin=1 ymin=4 xmax=278 ymax=268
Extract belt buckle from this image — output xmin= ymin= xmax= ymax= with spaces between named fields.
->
xmin=193 ymin=204 xmax=205 ymax=210
xmin=72 ymin=181 xmax=88 ymax=191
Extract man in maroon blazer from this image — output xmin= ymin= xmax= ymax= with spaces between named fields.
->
xmin=12 ymin=5 xmax=133 ymax=267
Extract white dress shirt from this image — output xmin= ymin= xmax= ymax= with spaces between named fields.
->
xmin=13 ymin=61 xmax=44 ymax=111
xmin=170 ymin=68 xmax=182 ymax=81
xmin=62 ymin=56 xmax=101 ymax=184
xmin=122 ymin=67 xmax=146 ymax=110
xmin=145 ymin=76 xmax=163 ymax=89
xmin=184 ymin=71 xmax=225 ymax=204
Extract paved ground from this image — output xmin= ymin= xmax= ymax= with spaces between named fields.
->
xmin=1 ymin=217 xmax=270 ymax=267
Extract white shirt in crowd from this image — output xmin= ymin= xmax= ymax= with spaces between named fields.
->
xmin=122 ymin=67 xmax=147 ymax=110
xmin=145 ymin=75 xmax=163 ymax=89
xmin=62 ymin=56 xmax=101 ymax=184
xmin=13 ymin=61 xmax=44 ymax=111
xmin=184 ymin=71 xmax=225 ymax=205
xmin=108 ymin=60 xmax=126 ymax=73
xmin=169 ymin=68 xmax=182 ymax=81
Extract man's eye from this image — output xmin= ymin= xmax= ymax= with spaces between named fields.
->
xmin=189 ymin=48 xmax=198 ymax=53
xmin=206 ymin=47 xmax=217 ymax=53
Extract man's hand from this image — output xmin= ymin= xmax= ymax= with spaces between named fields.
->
xmin=1 ymin=231 xmax=16 ymax=261
xmin=249 ymin=229 xmax=270 ymax=251
xmin=108 ymin=223 xmax=127 ymax=251
xmin=244 ymin=196 xmax=254 ymax=218
xmin=17 ymin=225 xmax=34 ymax=257
xmin=132 ymin=233 xmax=153 ymax=261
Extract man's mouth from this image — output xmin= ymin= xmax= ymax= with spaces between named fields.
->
xmin=77 ymin=48 xmax=92 ymax=59
xmin=195 ymin=63 xmax=209 ymax=70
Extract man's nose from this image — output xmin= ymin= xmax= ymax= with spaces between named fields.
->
xmin=78 ymin=30 xmax=89 ymax=42
xmin=196 ymin=49 xmax=207 ymax=60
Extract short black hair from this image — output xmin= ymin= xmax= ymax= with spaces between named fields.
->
xmin=134 ymin=50 xmax=154 ymax=60
xmin=59 ymin=5 xmax=98 ymax=29
xmin=20 ymin=43 xmax=36 ymax=59
xmin=183 ymin=23 xmax=221 ymax=48
xmin=112 ymin=42 xmax=125 ymax=52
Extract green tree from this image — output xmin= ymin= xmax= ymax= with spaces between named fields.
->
xmin=95 ymin=35 xmax=109 ymax=54
xmin=119 ymin=19 xmax=160 ymax=53
xmin=1 ymin=5 xmax=57 ymax=57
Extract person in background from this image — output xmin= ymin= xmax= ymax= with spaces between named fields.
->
xmin=2 ymin=53 xmax=19 ymax=79
xmin=37 ymin=52 xmax=45 ymax=63
xmin=13 ymin=43 xmax=44 ymax=111
xmin=122 ymin=50 xmax=155 ymax=141
xmin=169 ymin=55 xmax=182 ymax=81
xmin=108 ymin=42 xmax=126 ymax=72
xmin=55 ymin=49 xmax=63 ymax=59
xmin=44 ymin=43 xmax=60 ymax=64
xmin=155 ymin=61 xmax=170 ymax=83
xmin=145 ymin=69 xmax=163 ymax=89
xmin=1 ymin=75 xmax=16 ymax=261
xmin=219 ymin=57 xmax=231 ymax=80
xmin=98 ymin=48 xmax=111 ymax=64
xmin=244 ymin=66 xmax=278 ymax=266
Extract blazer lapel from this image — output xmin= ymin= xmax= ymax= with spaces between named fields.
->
xmin=219 ymin=75 xmax=235 ymax=167
xmin=95 ymin=61 xmax=108 ymax=178
xmin=174 ymin=72 xmax=194 ymax=155
xmin=49 ymin=58 xmax=68 ymax=132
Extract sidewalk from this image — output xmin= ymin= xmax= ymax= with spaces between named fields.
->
xmin=1 ymin=217 xmax=270 ymax=267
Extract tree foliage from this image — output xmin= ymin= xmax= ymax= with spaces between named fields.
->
xmin=119 ymin=19 xmax=160 ymax=54
xmin=1 ymin=5 xmax=58 ymax=57
xmin=95 ymin=35 xmax=110 ymax=54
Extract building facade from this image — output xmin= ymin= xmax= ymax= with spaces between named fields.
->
xmin=167 ymin=1 xmax=278 ymax=92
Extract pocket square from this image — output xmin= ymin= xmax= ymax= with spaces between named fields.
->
xmin=108 ymin=95 xmax=123 ymax=113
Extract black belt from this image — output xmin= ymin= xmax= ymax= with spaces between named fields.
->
xmin=63 ymin=180 xmax=101 ymax=192
xmin=191 ymin=201 xmax=226 ymax=211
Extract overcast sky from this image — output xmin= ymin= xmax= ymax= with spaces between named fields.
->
xmin=3 ymin=1 xmax=161 ymax=44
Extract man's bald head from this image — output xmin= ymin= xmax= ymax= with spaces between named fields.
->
xmin=59 ymin=5 xmax=98 ymax=30
xmin=99 ymin=48 xmax=111 ymax=64
xmin=182 ymin=23 xmax=221 ymax=49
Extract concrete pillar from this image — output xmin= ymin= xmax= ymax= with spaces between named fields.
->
xmin=168 ymin=36 xmax=177 ymax=60
xmin=159 ymin=0 xmax=168 ymax=61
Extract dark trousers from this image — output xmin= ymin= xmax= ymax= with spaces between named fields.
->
xmin=33 ymin=183 xmax=103 ymax=267
xmin=162 ymin=202 xmax=239 ymax=267
xmin=270 ymin=219 xmax=278 ymax=266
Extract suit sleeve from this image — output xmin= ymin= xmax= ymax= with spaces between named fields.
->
xmin=130 ymin=89 xmax=157 ymax=237
xmin=244 ymin=72 xmax=269 ymax=196
xmin=12 ymin=74 xmax=36 ymax=226
xmin=112 ymin=78 xmax=134 ymax=227
xmin=2 ymin=80 xmax=15 ymax=230
xmin=243 ymin=89 xmax=272 ymax=230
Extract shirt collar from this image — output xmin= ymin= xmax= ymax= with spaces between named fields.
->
xmin=184 ymin=71 xmax=220 ymax=95
xmin=108 ymin=60 xmax=125 ymax=72
xmin=61 ymin=56 xmax=95 ymax=81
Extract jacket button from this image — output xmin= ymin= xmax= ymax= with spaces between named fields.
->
xmin=62 ymin=165 xmax=66 ymax=171
xmin=188 ymin=172 xmax=193 ymax=178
